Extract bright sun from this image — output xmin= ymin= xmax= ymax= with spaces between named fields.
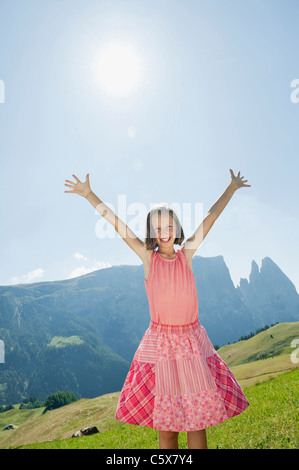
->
xmin=97 ymin=43 xmax=142 ymax=95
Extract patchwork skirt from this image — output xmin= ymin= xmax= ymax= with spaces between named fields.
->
xmin=115 ymin=320 xmax=249 ymax=432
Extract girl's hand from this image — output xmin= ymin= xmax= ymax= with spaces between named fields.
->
xmin=64 ymin=173 xmax=91 ymax=197
xmin=229 ymin=169 xmax=251 ymax=190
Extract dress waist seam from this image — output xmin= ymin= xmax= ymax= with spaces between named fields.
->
xmin=149 ymin=319 xmax=200 ymax=334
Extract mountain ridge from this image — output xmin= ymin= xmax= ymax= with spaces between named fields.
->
xmin=0 ymin=254 xmax=298 ymax=405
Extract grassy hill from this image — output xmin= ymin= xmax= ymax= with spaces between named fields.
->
xmin=216 ymin=321 xmax=299 ymax=388
xmin=218 ymin=321 xmax=299 ymax=366
xmin=0 ymin=392 xmax=121 ymax=449
xmin=0 ymin=321 xmax=298 ymax=449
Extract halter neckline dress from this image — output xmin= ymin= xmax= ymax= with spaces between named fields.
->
xmin=115 ymin=249 xmax=249 ymax=431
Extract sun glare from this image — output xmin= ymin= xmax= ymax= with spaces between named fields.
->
xmin=97 ymin=43 xmax=142 ymax=95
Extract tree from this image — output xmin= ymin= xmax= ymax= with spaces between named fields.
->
xmin=44 ymin=391 xmax=78 ymax=411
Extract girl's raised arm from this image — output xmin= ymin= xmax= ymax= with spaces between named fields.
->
xmin=182 ymin=169 xmax=251 ymax=259
xmin=64 ymin=173 xmax=148 ymax=262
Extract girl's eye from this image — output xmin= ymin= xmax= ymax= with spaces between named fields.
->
xmin=154 ymin=225 xmax=172 ymax=232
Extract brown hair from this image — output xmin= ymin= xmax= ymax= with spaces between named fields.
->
xmin=145 ymin=203 xmax=185 ymax=250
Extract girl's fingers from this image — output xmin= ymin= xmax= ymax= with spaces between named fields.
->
xmin=64 ymin=183 xmax=75 ymax=188
xmin=228 ymin=169 xmax=250 ymax=187
xmin=72 ymin=174 xmax=80 ymax=182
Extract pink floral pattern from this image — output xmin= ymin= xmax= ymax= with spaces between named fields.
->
xmin=156 ymin=332 xmax=203 ymax=361
xmin=115 ymin=320 xmax=249 ymax=431
xmin=153 ymin=391 xmax=229 ymax=431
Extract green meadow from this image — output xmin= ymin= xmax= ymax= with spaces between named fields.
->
xmin=0 ymin=322 xmax=298 ymax=449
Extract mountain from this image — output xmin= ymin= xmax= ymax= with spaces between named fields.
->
xmin=237 ymin=257 xmax=299 ymax=327
xmin=0 ymin=254 xmax=298 ymax=405
xmin=192 ymin=255 xmax=254 ymax=344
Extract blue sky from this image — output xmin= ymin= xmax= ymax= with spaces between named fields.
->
xmin=0 ymin=0 xmax=298 ymax=292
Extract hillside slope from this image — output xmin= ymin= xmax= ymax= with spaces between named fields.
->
xmin=4 ymin=370 xmax=299 ymax=449
xmin=0 ymin=392 xmax=121 ymax=449
xmin=1 ymin=321 xmax=298 ymax=449
xmin=1 ymin=254 xmax=298 ymax=405
xmin=217 ymin=321 xmax=299 ymax=366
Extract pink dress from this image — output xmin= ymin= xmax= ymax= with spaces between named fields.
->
xmin=115 ymin=249 xmax=249 ymax=431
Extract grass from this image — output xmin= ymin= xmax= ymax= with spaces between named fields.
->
xmin=0 ymin=392 xmax=121 ymax=449
xmin=218 ymin=322 xmax=299 ymax=367
xmin=215 ymin=322 xmax=299 ymax=389
xmin=47 ymin=336 xmax=84 ymax=348
xmin=2 ymin=369 xmax=298 ymax=450
xmin=0 ymin=406 xmax=44 ymax=443
xmin=206 ymin=369 xmax=298 ymax=449
xmin=1 ymin=322 xmax=298 ymax=449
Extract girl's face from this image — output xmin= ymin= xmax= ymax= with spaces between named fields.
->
xmin=151 ymin=212 xmax=177 ymax=248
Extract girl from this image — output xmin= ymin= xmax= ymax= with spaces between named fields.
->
xmin=64 ymin=169 xmax=250 ymax=449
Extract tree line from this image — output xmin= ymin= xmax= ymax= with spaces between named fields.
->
xmin=213 ymin=322 xmax=279 ymax=349
xmin=0 ymin=390 xmax=78 ymax=413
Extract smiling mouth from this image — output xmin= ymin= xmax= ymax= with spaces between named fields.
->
xmin=160 ymin=237 xmax=171 ymax=243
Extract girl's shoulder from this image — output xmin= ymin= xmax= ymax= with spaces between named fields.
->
xmin=143 ymin=249 xmax=155 ymax=282
xmin=180 ymin=247 xmax=193 ymax=272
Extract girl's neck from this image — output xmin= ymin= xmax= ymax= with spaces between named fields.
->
xmin=157 ymin=247 xmax=177 ymax=259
